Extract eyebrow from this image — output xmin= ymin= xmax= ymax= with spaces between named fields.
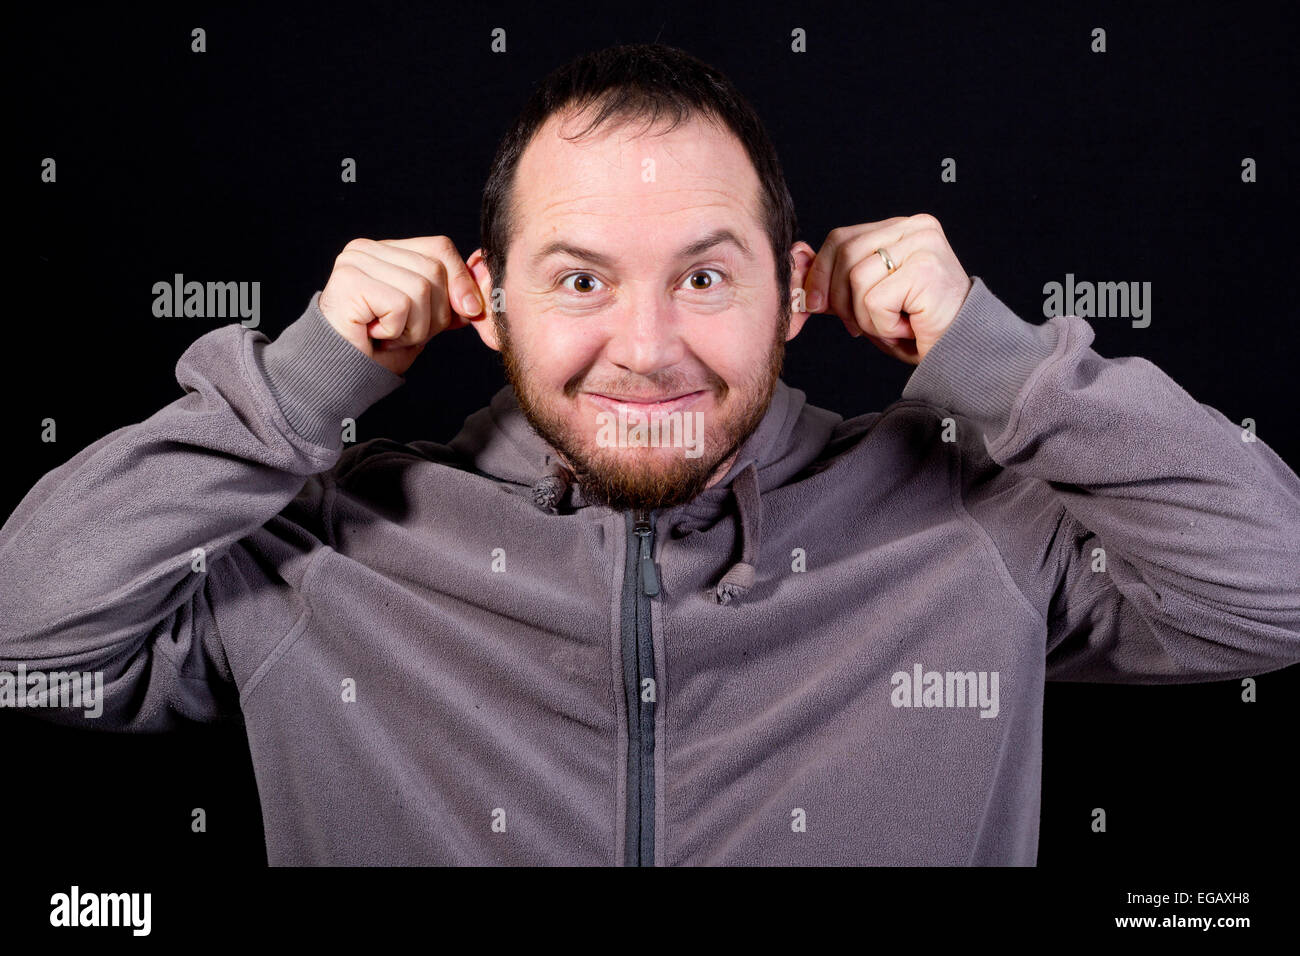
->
xmin=530 ymin=228 xmax=754 ymax=269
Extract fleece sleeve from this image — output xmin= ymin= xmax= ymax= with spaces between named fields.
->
xmin=0 ymin=292 xmax=405 ymax=729
xmin=901 ymin=276 xmax=1300 ymax=683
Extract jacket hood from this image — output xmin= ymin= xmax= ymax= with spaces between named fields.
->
xmin=447 ymin=378 xmax=841 ymax=605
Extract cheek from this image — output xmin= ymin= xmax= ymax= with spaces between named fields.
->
xmin=692 ymin=326 xmax=771 ymax=384
xmin=516 ymin=325 xmax=600 ymax=385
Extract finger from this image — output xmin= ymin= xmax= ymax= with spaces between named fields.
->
xmin=378 ymin=237 xmax=484 ymax=319
xmin=803 ymin=229 xmax=843 ymax=316
xmin=836 ymin=226 xmax=909 ymax=297
xmin=822 ymin=226 xmax=910 ymax=335
xmin=845 ymin=228 xmax=940 ymax=336
xmin=819 ymin=234 xmax=863 ymax=337
xmin=350 ymin=281 xmax=410 ymax=341
xmin=855 ymin=261 xmax=920 ymax=340
xmin=803 ymin=217 xmax=909 ymax=314
xmin=365 ymin=238 xmax=466 ymax=336
xmin=335 ymin=249 xmax=433 ymax=343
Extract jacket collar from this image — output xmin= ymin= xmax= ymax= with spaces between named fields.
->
xmin=447 ymin=378 xmax=840 ymax=605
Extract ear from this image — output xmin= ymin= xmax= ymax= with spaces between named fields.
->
xmin=785 ymin=241 xmax=817 ymax=342
xmin=464 ymin=248 xmax=501 ymax=352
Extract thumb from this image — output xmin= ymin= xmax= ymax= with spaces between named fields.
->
xmin=449 ymin=253 xmax=486 ymax=320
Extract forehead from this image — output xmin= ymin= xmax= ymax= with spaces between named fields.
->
xmin=510 ymin=108 xmax=764 ymax=245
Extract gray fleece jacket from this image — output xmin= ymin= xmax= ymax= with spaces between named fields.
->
xmin=2 ymin=276 xmax=1298 ymax=865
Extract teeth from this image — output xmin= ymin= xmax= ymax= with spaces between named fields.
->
xmin=606 ymin=393 xmax=694 ymax=403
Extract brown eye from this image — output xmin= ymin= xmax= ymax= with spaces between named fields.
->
xmin=562 ymin=273 xmax=602 ymax=294
xmin=687 ymin=269 xmax=722 ymax=290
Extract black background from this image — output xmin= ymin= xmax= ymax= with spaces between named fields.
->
xmin=5 ymin=0 xmax=1296 ymax=890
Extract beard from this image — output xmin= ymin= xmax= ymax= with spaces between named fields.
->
xmin=495 ymin=303 xmax=789 ymax=513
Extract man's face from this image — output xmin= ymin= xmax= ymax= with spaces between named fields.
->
xmin=469 ymin=109 xmax=814 ymax=511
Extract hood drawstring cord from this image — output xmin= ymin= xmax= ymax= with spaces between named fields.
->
xmin=712 ymin=461 xmax=762 ymax=606
xmin=528 ymin=457 xmax=761 ymax=607
xmin=531 ymin=460 xmax=572 ymax=513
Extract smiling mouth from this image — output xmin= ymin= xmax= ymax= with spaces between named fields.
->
xmin=585 ymin=390 xmax=708 ymax=413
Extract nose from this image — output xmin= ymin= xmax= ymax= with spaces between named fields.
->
xmin=602 ymin=290 xmax=688 ymax=376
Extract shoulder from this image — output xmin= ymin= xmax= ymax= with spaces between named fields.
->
xmin=330 ymin=437 xmax=475 ymax=486
xmin=820 ymin=398 xmax=982 ymax=470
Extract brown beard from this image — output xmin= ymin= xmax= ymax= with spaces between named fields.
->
xmin=494 ymin=302 xmax=789 ymax=512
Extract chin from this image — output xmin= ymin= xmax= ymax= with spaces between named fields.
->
xmin=568 ymin=443 xmax=726 ymax=511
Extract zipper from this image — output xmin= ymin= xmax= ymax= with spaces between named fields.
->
xmin=621 ymin=507 xmax=659 ymax=865
xmin=635 ymin=508 xmax=660 ymax=596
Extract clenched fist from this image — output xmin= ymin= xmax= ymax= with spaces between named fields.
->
xmin=803 ymin=214 xmax=973 ymax=365
xmin=318 ymin=236 xmax=488 ymax=375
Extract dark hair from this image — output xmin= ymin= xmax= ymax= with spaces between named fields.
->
xmin=479 ymin=42 xmax=798 ymax=322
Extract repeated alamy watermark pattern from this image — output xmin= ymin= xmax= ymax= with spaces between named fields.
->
xmin=0 ymin=665 xmax=104 ymax=718
xmin=595 ymin=408 xmax=705 ymax=458
xmin=1042 ymin=273 xmax=1151 ymax=328
xmin=49 ymin=886 xmax=151 ymax=936
xmin=152 ymin=274 xmax=261 ymax=328
xmin=891 ymin=663 xmax=1000 ymax=718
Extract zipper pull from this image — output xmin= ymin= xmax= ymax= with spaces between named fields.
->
xmin=633 ymin=508 xmax=660 ymax=596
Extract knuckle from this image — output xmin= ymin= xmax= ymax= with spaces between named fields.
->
xmin=845 ymin=232 xmax=877 ymax=262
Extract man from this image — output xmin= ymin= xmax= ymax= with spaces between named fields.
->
xmin=2 ymin=43 xmax=1297 ymax=865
